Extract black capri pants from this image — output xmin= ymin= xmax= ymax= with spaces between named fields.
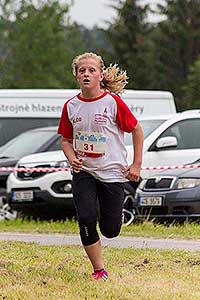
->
xmin=72 ymin=170 xmax=125 ymax=246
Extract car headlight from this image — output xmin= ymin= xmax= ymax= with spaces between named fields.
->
xmin=13 ymin=164 xmax=19 ymax=178
xmin=137 ymin=179 xmax=147 ymax=190
xmin=174 ymin=178 xmax=200 ymax=189
xmin=51 ymin=180 xmax=72 ymax=194
xmin=54 ymin=160 xmax=70 ymax=169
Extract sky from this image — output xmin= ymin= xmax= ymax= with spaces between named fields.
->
xmin=69 ymin=0 xmax=165 ymax=29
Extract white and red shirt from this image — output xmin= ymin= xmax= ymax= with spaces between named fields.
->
xmin=58 ymin=91 xmax=138 ymax=182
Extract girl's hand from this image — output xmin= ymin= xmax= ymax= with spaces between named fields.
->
xmin=71 ymin=158 xmax=83 ymax=173
xmin=122 ymin=163 xmax=141 ymax=182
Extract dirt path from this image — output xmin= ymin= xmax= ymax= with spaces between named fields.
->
xmin=0 ymin=232 xmax=200 ymax=251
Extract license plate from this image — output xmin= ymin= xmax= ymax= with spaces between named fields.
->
xmin=11 ymin=191 xmax=34 ymax=202
xmin=139 ymin=196 xmax=162 ymax=206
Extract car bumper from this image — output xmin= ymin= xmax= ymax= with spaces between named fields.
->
xmin=135 ymin=188 xmax=200 ymax=218
xmin=0 ymin=172 xmax=10 ymax=204
xmin=0 ymin=187 xmax=7 ymax=206
xmin=7 ymin=171 xmax=72 ymax=197
xmin=7 ymin=171 xmax=74 ymax=219
xmin=8 ymin=189 xmax=75 ymax=219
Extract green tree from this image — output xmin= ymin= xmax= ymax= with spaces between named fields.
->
xmin=105 ymin=0 xmax=152 ymax=89
xmin=149 ymin=0 xmax=200 ymax=110
xmin=77 ymin=25 xmax=112 ymax=54
xmin=182 ymin=56 xmax=200 ymax=110
xmin=0 ymin=0 xmax=85 ymax=88
xmin=0 ymin=18 xmax=9 ymax=81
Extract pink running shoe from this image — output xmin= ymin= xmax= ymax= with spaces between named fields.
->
xmin=92 ymin=269 xmax=108 ymax=281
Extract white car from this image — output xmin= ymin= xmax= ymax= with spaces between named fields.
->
xmin=7 ymin=111 xmax=200 ymax=218
xmin=7 ymin=151 xmax=74 ymax=219
xmin=126 ymin=111 xmax=200 ymax=178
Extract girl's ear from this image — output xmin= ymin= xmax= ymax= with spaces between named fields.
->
xmin=100 ymin=72 xmax=104 ymax=82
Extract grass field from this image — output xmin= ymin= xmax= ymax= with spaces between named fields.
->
xmin=1 ymin=219 xmax=200 ymax=299
xmin=1 ymin=240 xmax=200 ymax=300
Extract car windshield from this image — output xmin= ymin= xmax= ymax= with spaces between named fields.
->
xmin=0 ymin=118 xmax=59 ymax=147
xmin=125 ymin=119 xmax=167 ymax=145
xmin=0 ymin=130 xmax=56 ymax=159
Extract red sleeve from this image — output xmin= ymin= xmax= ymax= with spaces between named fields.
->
xmin=57 ymin=102 xmax=73 ymax=139
xmin=111 ymin=94 xmax=138 ymax=133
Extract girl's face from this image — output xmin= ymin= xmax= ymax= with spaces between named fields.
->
xmin=76 ymin=58 xmax=103 ymax=92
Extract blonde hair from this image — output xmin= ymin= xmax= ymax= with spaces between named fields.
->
xmin=72 ymin=52 xmax=128 ymax=94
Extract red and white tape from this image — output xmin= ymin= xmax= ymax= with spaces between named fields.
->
xmin=142 ymin=164 xmax=200 ymax=171
xmin=0 ymin=167 xmax=70 ymax=172
xmin=0 ymin=164 xmax=200 ymax=172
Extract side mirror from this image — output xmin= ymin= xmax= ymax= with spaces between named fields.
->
xmin=156 ymin=136 xmax=178 ymax=149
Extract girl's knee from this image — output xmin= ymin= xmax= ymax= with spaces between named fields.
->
xmin=100 ymin=224 xmax=121 ymax=239
xmin=79 ymin=219 xmax=99 ymax=246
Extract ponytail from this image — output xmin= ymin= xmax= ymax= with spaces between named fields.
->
xmin=101 ymin=64 xmax=128 ymax=94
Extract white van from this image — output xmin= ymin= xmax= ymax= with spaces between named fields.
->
xmin=0 ymin=89 xmax=78 ymax=147
xmin=0 ymin=89 xmax=176 ymax=146
xmin=121 ymin=90 xmax=176 ymax=117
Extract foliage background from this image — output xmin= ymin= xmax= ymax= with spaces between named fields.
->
xmin=0 ymin=0 xmax=200 ymax=111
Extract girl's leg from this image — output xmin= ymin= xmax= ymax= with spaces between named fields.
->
xmin=97 ymin=181 xmax=124 ymax=239
xmin=84 ymin=240 xmax=103 ymax=271
xmin=72 ymin=171 xmax=104 ymax=271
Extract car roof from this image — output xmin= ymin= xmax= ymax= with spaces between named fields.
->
xmin=181 ymin=109 xmax=200 ymax=114
xmin=139 ymin=111 xmax=200 ymax=121
xmin=139 ymin=114 xmax=177 ymax=121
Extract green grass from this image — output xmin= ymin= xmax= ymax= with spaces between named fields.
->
xmin=121 ymin=220 xmax=200 ymax=240
xmin=0 ymin=218 xmax=79 ymax=234
xmin=1 ymin=218 xmax=200 ymax=240
xmin=0 ymin=241 xmax=200 ymax=299
xmin=1 ymin=219 xmax=200 ymax=299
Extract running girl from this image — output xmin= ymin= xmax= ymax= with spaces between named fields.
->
xmin=58 ymin=52 xmax=143 ymax=281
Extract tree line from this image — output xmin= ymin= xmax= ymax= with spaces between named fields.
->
xmin=0 ymin=0 xmax=200 ymax=111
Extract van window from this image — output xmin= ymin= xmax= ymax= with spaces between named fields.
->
xmin=0 ymin=118 xmax=59 ymax=146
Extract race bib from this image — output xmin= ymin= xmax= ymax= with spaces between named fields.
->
xmin=74 ymin=131 xmax=106 ymax=156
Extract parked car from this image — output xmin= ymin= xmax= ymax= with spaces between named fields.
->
xmin=7 ymin=151 xmax=73 ymax=219
xmin=6 ymin=111 xmax=200 ymax=220
xmin=0 ymin=126 xmax=61 ymax=204
xmin=135 ymin=159 xmax=200 ymax=219
xmin=126 ymin=110 xmax=200 ymax=179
